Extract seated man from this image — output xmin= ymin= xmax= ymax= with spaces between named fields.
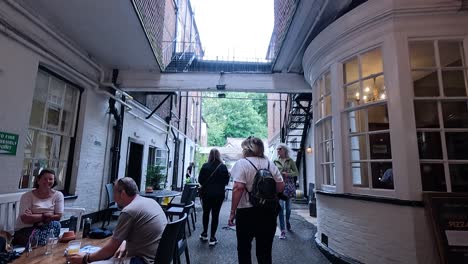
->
xmin=69 ymin=177 xmax=167 ymax=264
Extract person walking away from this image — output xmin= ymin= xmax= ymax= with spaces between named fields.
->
xmin=228 ymin=136 xmax=284 ymax=264
xmin=198 ymin=148 xmax=230 ymax=246
xmin=274 ymin=143 xmax=298 ymax=239
xmin=69 ymin=177 xmax=167 ymax=264
xmin=13 ymin=169 xmax=64 ymax=247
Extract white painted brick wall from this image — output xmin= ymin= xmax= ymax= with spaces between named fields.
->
xmin=316 ymin=195 xmax=439 ymax=264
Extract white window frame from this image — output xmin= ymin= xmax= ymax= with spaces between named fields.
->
xmin=314 ymin=70 xmax=336 ymax=188
xmin=341 ymin=47 xmax=394 ymax=192
xmin=21 ymin=68 xmax=80 ymax=191
xmin=410 ymin=39 xmax=468 ymax=192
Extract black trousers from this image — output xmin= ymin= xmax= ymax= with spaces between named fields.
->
xmin=236 ymin=207 xmax=277 ymax=264
xmin=201 ymin=195 xmax=224 ymax=237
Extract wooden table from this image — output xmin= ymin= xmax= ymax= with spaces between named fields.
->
xmin=140 ymin=190 xmax=181 ymax=203
xmin=13 ymin=236 xmax=110 ymax=264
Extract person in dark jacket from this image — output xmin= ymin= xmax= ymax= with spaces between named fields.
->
xmin=198 ymin=148 xmax=230 ymax=246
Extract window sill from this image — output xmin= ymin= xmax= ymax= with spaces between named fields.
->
xmin=316 ymin=190 xmax=424 ymax=207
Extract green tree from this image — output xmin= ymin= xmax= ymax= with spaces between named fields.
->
xmin=203 ymin=92 xmax=267 ymax=146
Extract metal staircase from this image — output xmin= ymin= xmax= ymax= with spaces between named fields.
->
xmin=281 ymin=93 xmax=313 ymax=173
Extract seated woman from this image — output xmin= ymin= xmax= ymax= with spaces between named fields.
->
xmin=13 ymin=169 xmax=64 ymax=246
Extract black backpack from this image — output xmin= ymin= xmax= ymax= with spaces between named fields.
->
xmin=245 ymin=159 xmax=278 ymax=210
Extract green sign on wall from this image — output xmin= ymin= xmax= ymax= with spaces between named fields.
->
xmin=0 ymin=131 xmax=19 ymax=155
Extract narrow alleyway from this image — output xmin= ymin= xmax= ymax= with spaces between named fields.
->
xmin=183 ymin=198 xmax=330 ymax=264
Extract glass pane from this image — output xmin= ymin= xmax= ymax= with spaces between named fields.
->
xmin=449 ymin=164 xmax=468 ymax=192
xmin=345 ymin=82 xmax=361 ymax=107
xmin=348 ymin=109 xmax=366 ymax=133
xmin=324 ymin=96 xmax=331 ymax=117
xmin=46 ymin=106 xmax=61 ymax=131
xmin=24 ymin=130 xmax=34 ymax=159
xmin=374 ymin=75 xmax=386 ymax=101
xmin=323 ymin=165 xmax=331 ymax=185
xmin=417 ymin=132 xmax=443 ymax=159
xmin=369 ymin=133 xmax=392 ymax=159
xmin=368 ymin=104 xmax=389 ymax=131
xmin=371 ymin=163 xmax=393 ymax=189
xmin=412 ymin=70 xmax=439 ymax=97
xmin=30 ymin=72 xmax=49 ymax=128
xmin=420 ymin=163 xmax=446 ymax=191
xmin=442 ymin=101 xmax=468 ymax=128
xmin=62 ymin=86 xmax=78 ymax=135
xmin=323 ymin=119 xmax=332 ymax=141
xmin=414 ymin=101 xmax=439 ymax=128
xmin=361 ymin=48 xmax=383 ymax=78
xmin=59 ymin=137 xmax=70 ymax=160
xmin=325 ymin=141 xmax=332 ymax=162
xmin=409 ymin=41 xmax=435 ymax=68
xmin=362 ymin=78 xmax=374 ymax=103
xmin=19 ymin=159 xmax=33 ymax=189
xmin=344 ymin=58 xmax=359 ymax=83
xmin=442 ymin=70 xmax=467 ymax=96
xmin=324 ymin=72 xmax=331 ymax=94
xmin=350 ymin=135 xmax=368 ymax=160
xmin=439 ymin=41 xmax=463 ymax=67
xmin=48 ymin=78 xmax=65 ymax=106
xmin=352 ymin=162 xmax=369 ymax=187
xmin=446 ymin=132 xmax=468 ymax=159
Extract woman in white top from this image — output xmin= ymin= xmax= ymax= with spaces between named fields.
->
xmin=13 ymin=169 xmax=64 ymax=246
xmin=228 ymin=136 xmax=284 ymax=264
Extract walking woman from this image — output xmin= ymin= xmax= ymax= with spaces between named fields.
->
xmin=274 ymin=143 xmax=298 ymax=240
xmin=198 ymin=148 xmax=230 ymax=246
xmin=228 ymin=136 xmax=284 ymax=264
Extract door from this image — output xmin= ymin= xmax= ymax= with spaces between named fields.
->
xmin=126 ymin=140 xmax=144 ymax=188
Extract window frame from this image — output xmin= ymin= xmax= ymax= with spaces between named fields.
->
xmin=341 ymin=47 xmax=394 ymax=191
xmin=314 ymin=70 xmax=336 ymax=188
xmin=410 ymin=39 xmax=468 ymax=193
xmin=21 ymin=67 xmax=81 ymax=193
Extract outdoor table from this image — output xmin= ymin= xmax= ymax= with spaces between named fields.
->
xmin=13 ymin=235 xmax=111 ymax=264
xmin=140 ymin=189 xmax=181 ymax=204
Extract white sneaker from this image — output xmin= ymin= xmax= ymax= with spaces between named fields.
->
xmin=279 ymin=231 xmax=286 ymax=240
xmin=209 ymin=237 xmax=218 ymax=246
xmin=199 ymin=233 xmax=208 ymax=241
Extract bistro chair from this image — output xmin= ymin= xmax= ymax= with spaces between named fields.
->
xmin=154 ymin=213 xmax=187 ymax=264
xmin=165 ymin=201 xmax=195 ymax=237
xmin=102 ymin=183 xmax=121 ymax=229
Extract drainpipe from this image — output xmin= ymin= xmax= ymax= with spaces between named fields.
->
xmin=109 ymin=69 xmax=124 ymax=182
xmin=163 ymin=94 xmax=174 ymax=188
xmin=180 ymin=91 xmax=189 ymax=188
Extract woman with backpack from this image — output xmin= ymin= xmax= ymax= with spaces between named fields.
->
xmin=228 ymin=136 xmax=284 ymax=264
xmin=198 ymin=149 xmax=230 ymax=246
xmin=274 ymin=143 xmax=298 ymax=240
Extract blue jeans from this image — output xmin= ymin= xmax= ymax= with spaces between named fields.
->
xmin=278 ymin=199 xmax=291 ymax=231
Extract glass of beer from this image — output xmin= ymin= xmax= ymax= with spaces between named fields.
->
xmin=67 ymin=240 xmax=81 ymax=255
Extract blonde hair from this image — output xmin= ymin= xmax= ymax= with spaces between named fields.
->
xmin=241 ymin=136 xmax=265 ymax=158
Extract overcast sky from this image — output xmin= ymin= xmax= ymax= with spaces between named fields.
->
xmin=190 ymin=0 xmax=274 ymax=61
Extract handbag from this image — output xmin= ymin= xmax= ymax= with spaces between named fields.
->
xmin=199 ymin=163 xmax=222 ymax=198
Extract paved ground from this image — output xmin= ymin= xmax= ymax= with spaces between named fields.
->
xmin=99 ymin=196 xmax=330 ymax=264
xmin=182 ymin=198 xmax=330 ymax=264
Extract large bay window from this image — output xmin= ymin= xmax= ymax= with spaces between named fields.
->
xmin=343 ymin=48 xmax=393 ymax=190
xmin=410 ymin=39 xmax=468 ymax=192
xmin=315 ymin=71 xmax=335 ymax=186
xmin=21 ymin=69 xmax=80 ymax=191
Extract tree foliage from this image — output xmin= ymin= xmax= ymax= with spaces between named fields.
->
xmin=203 ymin=92 xmax=267 ymax=146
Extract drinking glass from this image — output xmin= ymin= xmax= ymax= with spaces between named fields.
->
xmin=45 ymin=236 xmax=58 ymax=255
xmin=67 ymin=240 xmax=81 ymax=255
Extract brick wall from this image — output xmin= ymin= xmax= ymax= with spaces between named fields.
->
xmin=316 ymin=194 xmax=438 ymax=264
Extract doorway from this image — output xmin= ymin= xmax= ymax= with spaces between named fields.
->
xmin=126 ymin=139 xmax=144 ymax=188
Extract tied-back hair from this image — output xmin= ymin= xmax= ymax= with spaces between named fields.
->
xmin=116 ymin=177 xmax=139 ymax=196
xmin=34 ymin=168 xmax=57 ymax=188
xmin=208 ymin=148 xmax=222 ymax=163
xmin=277 ymin=143 xmax=291 ymax=159
xmin=241 ymin=136 xmax=265 ymax=158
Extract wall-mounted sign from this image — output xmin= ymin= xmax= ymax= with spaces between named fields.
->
xmin=424 ymin=192 xmax=468 ymax=264
xmin=0 ymin=131 xmax=19 ymax=155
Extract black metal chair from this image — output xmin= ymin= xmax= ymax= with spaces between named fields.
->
xmin=165 ymin=201 xmax=195 ymax=237
xmin=102 ymin=183 xmax=121 ymax=228
xmin=154 ymin=213 xmax=187 ymax=264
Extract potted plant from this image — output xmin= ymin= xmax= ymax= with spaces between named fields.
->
xmin=145 ymin=165 xmax=166 ymax=192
